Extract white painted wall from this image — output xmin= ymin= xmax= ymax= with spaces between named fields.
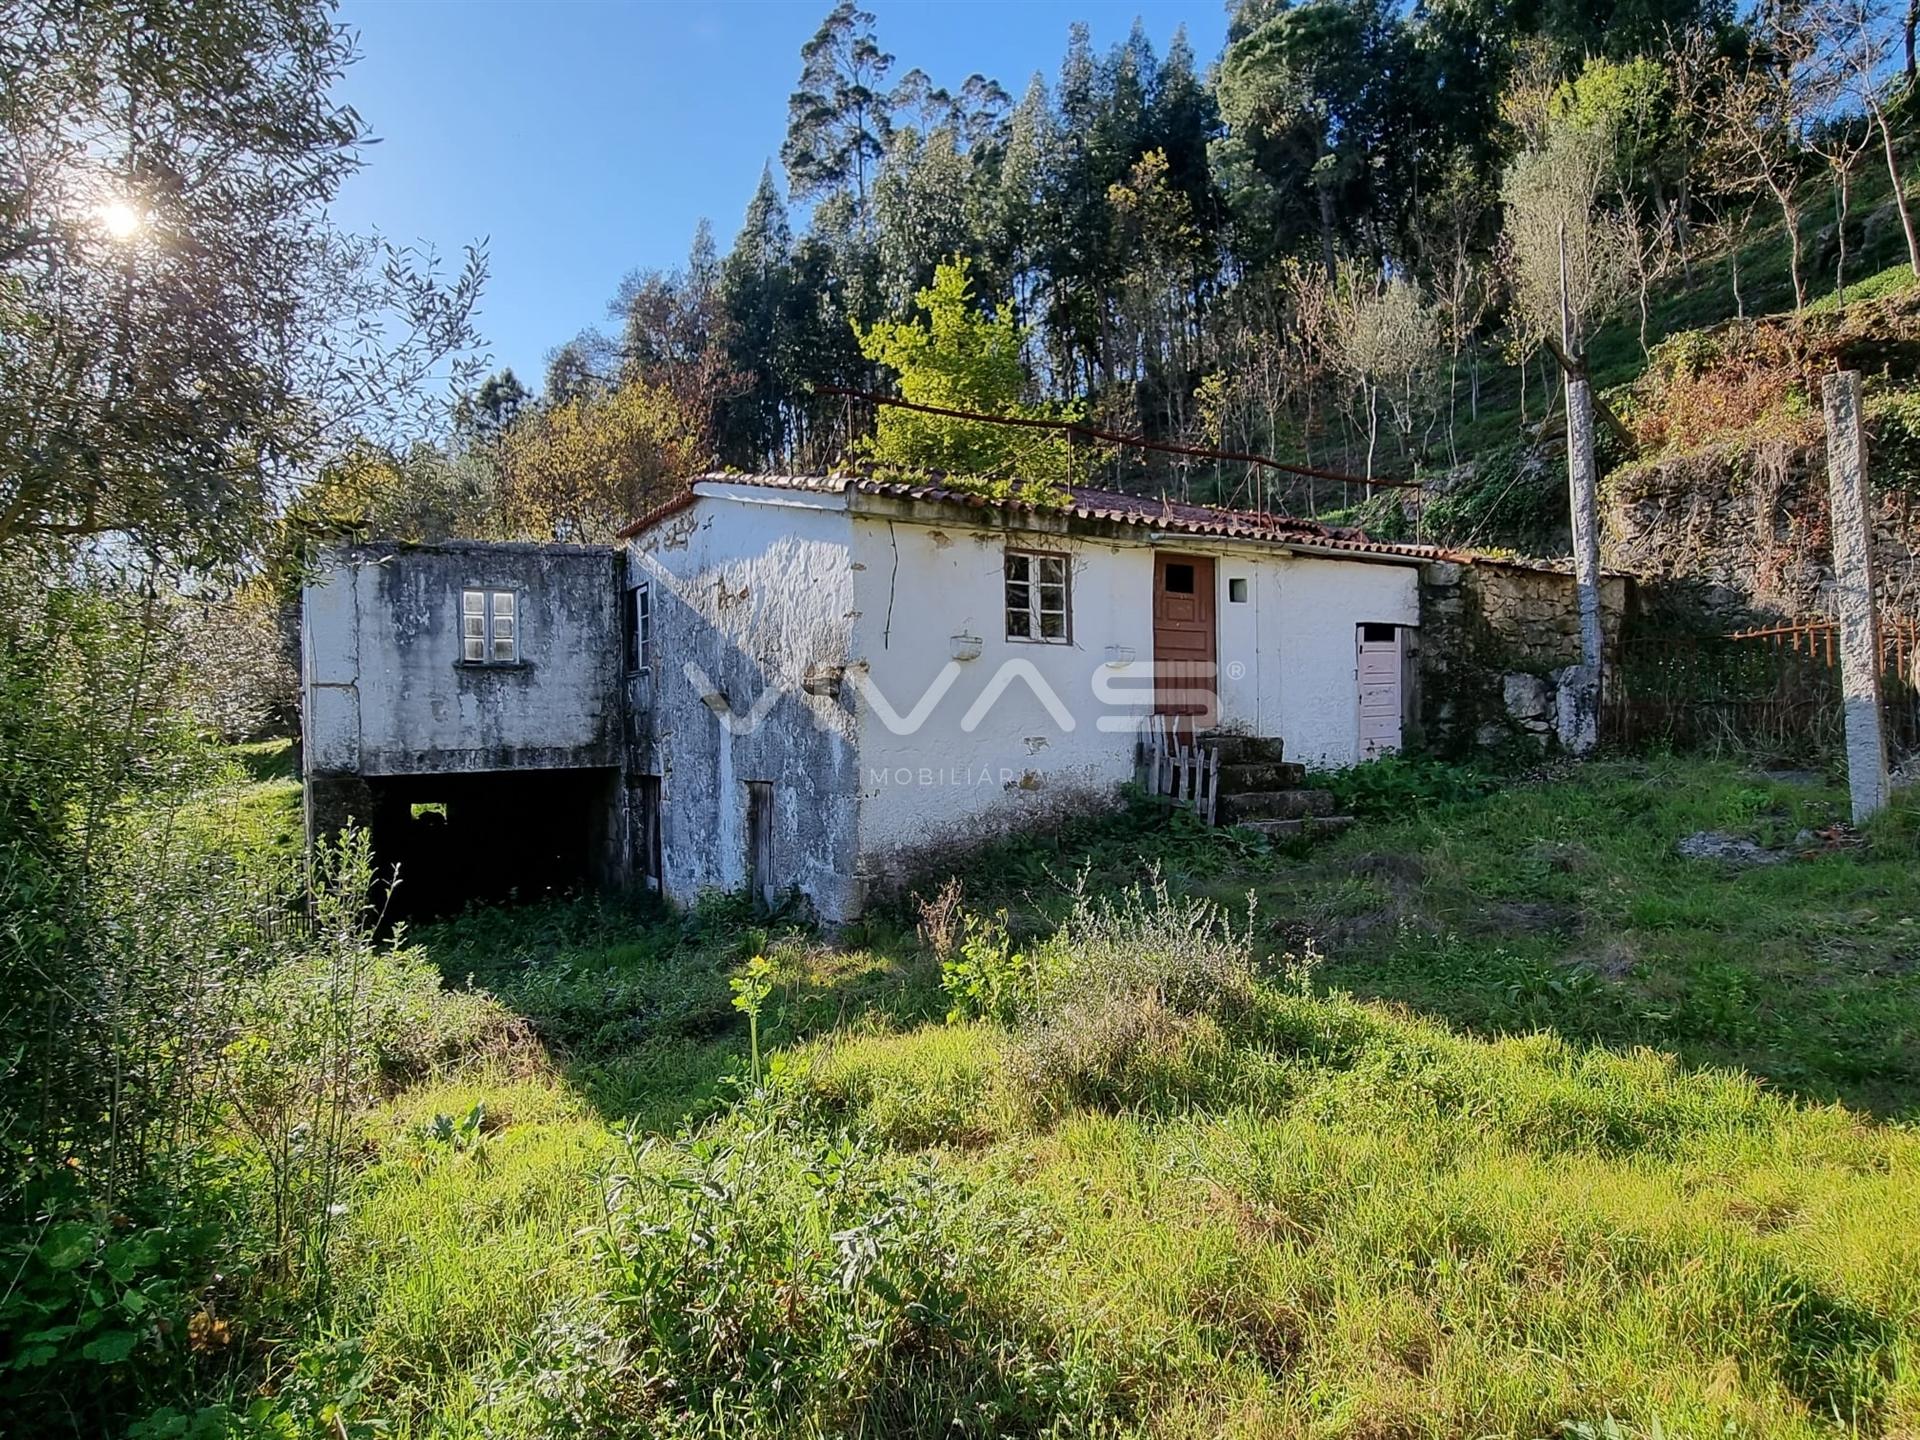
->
xmin=845 ymin=510 xmax=1421 ymax=860
xmin=632 ymin=486 xmax=865 ymax=918
xmin=847 ymin=517 xmax=1159 ymax=860
xmin=1266 ymin=555 xmax=1420 ymax=767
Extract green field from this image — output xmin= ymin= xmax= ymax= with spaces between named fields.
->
xmin=174 ymin=745 xmax=1920 ymax=1438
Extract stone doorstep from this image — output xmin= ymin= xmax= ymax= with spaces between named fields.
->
xmin=1200 ymin=733 xmax=1287 ymax=765
xmin=1217 ymin=760 xmax=1308 ymax=793
xmin=1230 ymin=814 xmax=1357 ymax=840
xmin=1219 ymin=788 xmax=1338 ymax=823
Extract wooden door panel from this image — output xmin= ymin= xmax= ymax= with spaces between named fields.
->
xmin=1356 ymin=626 xmax=1402 ymax=757
xmin=1153 ymin=554 xmax=1217 ymax=719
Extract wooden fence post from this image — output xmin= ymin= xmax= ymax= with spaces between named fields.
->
xmin=1822 ymin=370 xmax=1890 ymax=823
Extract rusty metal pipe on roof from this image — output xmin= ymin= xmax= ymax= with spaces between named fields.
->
xmin=812 ymin=384 xmax=1428 ymax=492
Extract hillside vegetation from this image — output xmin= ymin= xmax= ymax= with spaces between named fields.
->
xmin=62 ymin=745 xmax=1919 ymax=1439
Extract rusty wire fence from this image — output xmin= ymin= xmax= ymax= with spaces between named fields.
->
xmin=1605 ymin=616 xmax=1920 ymax=762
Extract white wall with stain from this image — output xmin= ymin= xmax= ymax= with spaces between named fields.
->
xmin=847 ymin=515 xmax=1159 ymax=860
xmin=631 ymin=488 xmax=865 ymax=919
xmin=302 ymin=542 xmax=622 ymax=776
xmin=842 ymin=505 xmax=1422 ymax=861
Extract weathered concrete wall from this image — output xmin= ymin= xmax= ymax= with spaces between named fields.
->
xmin=302 ymin=542 xmax=623 ymax=776
xmin=1418 ymin=559 xmax=1631 ymax=752
xmin=628 ymin=487 xmax=864 ymax=921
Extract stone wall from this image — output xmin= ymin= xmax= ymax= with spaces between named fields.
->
xmin=1417 ymin=559 xmax=1632 ymax=754
xmin=1603 ymin=418 xmax=1920 ymax=629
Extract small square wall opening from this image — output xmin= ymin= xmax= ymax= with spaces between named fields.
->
xmin=1228 ymin=577 xmax=1249 ymax=603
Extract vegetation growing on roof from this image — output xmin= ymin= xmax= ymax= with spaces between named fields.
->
xmin=853 ymin=258 xmax=1087 ymax=504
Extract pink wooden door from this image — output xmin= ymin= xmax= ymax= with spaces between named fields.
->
xmin=1357 ymin=624 xmax=1402 ymax=758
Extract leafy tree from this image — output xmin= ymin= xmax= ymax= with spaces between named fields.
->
xmin=498 ymin=376 xmax=703 ymax=541
xmin=854 ymin=257 xmax=1085 ymax=498
xmin=1216 ymin=0 xmax=1407 ymax=279
xmin=0 ymin=0 xmax=484 ymax=573
xmin=719 ymin=165 xmax=797 ymax=466
xmin=612 ymin=224 xmax=740 ymax=461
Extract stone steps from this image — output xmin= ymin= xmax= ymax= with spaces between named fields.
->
xmin=1201 ymin=733 xmax=1287 ymax=766
xmin=1217 ymin=760 xmax=1307 ymax=793
xmin=1219 ymin=787 xmax=1338 ymax=824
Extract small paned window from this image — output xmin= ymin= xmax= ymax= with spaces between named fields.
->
xmin=461 ymin=588 xmax=517 ymax=663
xmin=625 ymin=581 xmax=652 ymax=673
xmin=1005 ymin=551 xmax=1070 ymax=642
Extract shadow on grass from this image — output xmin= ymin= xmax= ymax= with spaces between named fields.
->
xmin=402 ymin=754 xmax=1920 ymax=1131
xmin=947 ymin=755 xmax=1920 ymax=1122
xmin=226 ymin=736 xmax=298 ymax=784
xmin=408 ymin=889 xmax=946 ymax=1132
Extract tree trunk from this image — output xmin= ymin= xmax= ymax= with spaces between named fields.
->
xmin=1317 ymin=181 xmax=1338 ymax=284
xmin=1730 ymin=224 xmax=1746 ymax=321
xmin=1836 ymin=171 xmax=1851 ymax=309
xmin=1364 ymin=382 xmax=1378 ymax=485
xmin=1447 ymin=351 xmax=1459 ymax=465
xmin=1873 ymin=101 xmax=1920 ymax=277
xmin=1781 ymin=190 xmax=1807 ymax=312
xmin=1675 ymin=175 xmax=1695 ymax=289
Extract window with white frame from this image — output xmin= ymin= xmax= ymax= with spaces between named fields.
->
xmin=1004 ymin=550 xmax=1069 ymax=642
xmin=461 ymin=588 xmax=517 ymax=663
xmin=624 ymin=580 xmax=651 ymax=674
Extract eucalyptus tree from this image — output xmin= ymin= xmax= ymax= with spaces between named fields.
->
xmin=781 ymin=1 xmax=895 ymax=224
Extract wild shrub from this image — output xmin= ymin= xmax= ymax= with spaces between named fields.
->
xmin=595 ymin=1098 xmax=1129 ymax=1435
xmin=937 ymin=909 xmax=1046 ymax=1024
xmin=1315 ymin=752 xmax=1498 ymax=818
xmin=1011 ymin=879 xmax=1263 ymax=1115
xmin=911 ymin=875 xmax=965 ymax=959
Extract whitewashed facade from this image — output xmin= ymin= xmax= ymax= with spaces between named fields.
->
xmin=621 ymin=475 xmax=1425 ymax=919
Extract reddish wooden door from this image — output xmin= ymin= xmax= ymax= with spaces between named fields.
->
xmin=1153 ymin=553 xmax=1217 ymax=724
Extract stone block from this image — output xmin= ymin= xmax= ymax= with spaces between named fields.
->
xmin=1503 ymin=671 xmax=1551 ymax=723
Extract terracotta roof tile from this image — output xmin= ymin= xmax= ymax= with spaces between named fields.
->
xmin=619 ymin=472 xmax=1607 ymax=575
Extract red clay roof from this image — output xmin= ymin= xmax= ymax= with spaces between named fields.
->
xmin=617 ymin=472 xmax=1591 ymax=574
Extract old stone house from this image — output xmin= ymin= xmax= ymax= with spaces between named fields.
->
xmin=302 ymin=474 xmax=1624 ymax=920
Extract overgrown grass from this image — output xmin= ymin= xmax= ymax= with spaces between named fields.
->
xmin=114 ymin=748 xmax=1920 ymax=1436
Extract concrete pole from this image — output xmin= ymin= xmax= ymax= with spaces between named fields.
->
xmin=1559 ymin=223 xmax=1603 ymax=753
xmin=1822 ymin=369 xmax=1890 ymax=823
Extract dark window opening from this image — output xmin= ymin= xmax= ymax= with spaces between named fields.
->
xmin=624 ymin=581 xmax=651 ymax=674
xmin=1228 ymin=577 xmax=1249 ymax=603
xmin=1361 ymin=623 xmax=1396 ymax=643
xmin=1004 ymin=550 xmax=1070 ymax=642
xmin=632 ymin=776 xmax=663 ymax=888
xmin=1164 ymin=562 xmax=1196 ymax=595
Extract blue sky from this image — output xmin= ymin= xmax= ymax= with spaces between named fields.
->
xmin=329 ymin=1 xmax=1230 ymax=391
